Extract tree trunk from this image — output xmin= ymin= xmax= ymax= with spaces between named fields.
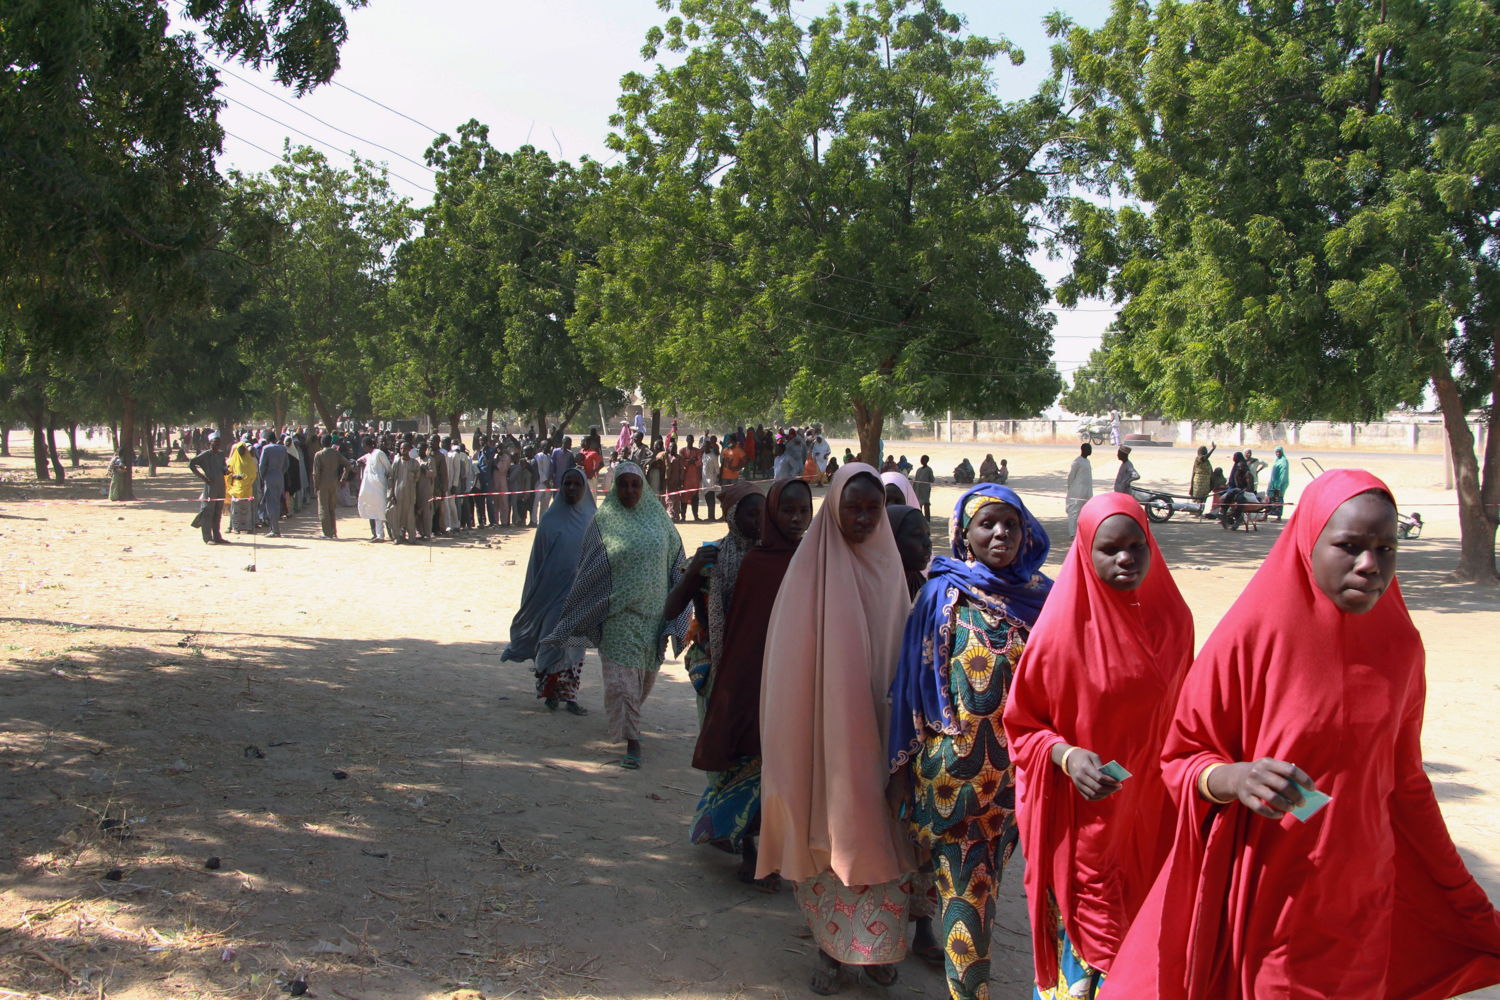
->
xmin=485 ymin=408 xmax=494 ymax=438
xmin=650 ymin=408 xmax=661 ymax=445
xmin=67 ymin=422 xmax=79 ymax=467
xmin=535 ymin=409 xmax=549 ymax=444
xmin=1432 ymin=366 xmax=1497 ymax=582
xmin=301 ymin=371 xmax=337 ymax=430
xmin=1 ymin=425 xmax=9 ymax=457
xmin=144 ymin=416 xmax=158 ymax=477
xmin=25 ymin=405 xmax=50 ymax=480
xmin=110 ymin=422 xmax=119 ymax=452
xmin=117 ymin=393 xmax=137 ymax=500
xmin=272 ymin=392 xmax=286 ymax=433
xmin=448 ymin=412 xmax=462 ymax=439
xmin=425 ymin=409 xmax=439 ymax=437
xmin=45 ymin=412 xmax=65 ymax=480
xmin=851 ymin=397 xmax=885 ymax=467
xmin=555 ymin=398 xmax=587 ymax=443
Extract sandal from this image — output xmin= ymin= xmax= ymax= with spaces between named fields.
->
xmin=735 ymin=868 xmax=782 ymax=893
xmin=565 ymin=701 xmax=589 ymax=716
xmin=619 ymin=755 xmax=641 ymax=770
xmin=911 ymin=941 xmax=944 ymax=968
xmin=543 ymin=696 xmax=559 ymax=711
xmin=809 ymin=962 xmax=843 ymax=996
xmin=864 ymin=964 xmax=899 ymax=987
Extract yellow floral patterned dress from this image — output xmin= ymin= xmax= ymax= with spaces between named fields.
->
xmin=909 ymin=601 xmax=1027 ymax=1000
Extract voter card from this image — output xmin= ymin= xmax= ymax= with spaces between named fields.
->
xmin=1289 ymin=782 xmax=1331 ymax=822
xmin=1099 ymin=760 xmax=1132 ymax=782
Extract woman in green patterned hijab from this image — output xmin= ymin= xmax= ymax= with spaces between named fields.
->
xmin=543 ymin=461 xmax=687 ymax=768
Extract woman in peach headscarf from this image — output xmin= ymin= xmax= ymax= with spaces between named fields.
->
xmin=757 ymin=463 xmax=920 ymax=995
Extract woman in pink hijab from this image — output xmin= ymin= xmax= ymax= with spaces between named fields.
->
xmin=757 ymin=464 xmax=921 ymax=994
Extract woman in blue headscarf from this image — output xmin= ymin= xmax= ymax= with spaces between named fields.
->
xmin=502 ymin=468 xmax=597 ymax=713
xmin=889 ymin=483 xmax=1053 ymax=1000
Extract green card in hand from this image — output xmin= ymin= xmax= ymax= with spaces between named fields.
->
xmin=1289 ymin=781 xmax=1331 ymax=822
xmin=1099 ymin=760 xmax=1132 ymax=782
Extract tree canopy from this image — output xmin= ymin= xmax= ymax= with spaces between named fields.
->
xmin=574 ymin=0 xmax=1064 ymax=460
xmin=1051 ymin=0 xmax=1499 ymax=580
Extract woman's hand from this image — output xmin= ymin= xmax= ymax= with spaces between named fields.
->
xmin=1211 ymin=758 xmax=1315 ymax=819
xmin=1054 ymin=745 xmax=1122 ymax=801
xmin=684 ymin=544 xmax=718 ymax=577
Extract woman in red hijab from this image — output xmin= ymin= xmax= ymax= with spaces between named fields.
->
xmin=1004 ymin=492 xmax=1194 ymax=998
xmin=1101 ymin=469 xmax=1500 ymax=999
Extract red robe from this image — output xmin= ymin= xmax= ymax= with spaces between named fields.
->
xmin=1102 ymin=469 xmax=1500 ymax=999
xmin=1004 ymin=492 xmax=1194 ymax=984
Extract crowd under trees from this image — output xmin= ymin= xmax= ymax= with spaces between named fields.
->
xmin=1 ymin=0 xmax=1495 ymax=579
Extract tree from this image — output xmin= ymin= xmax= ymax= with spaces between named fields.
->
xmin=1051 ymin=0 xmax=1500 ymax=581
xmin=574 ymin=0 xmax=1062 ymax=461
xmin=1060 ymin=349 xmax=1139 ymax=415
xmin=235 ymin=147 xmax=414 ymax=429
xmin=386 ymin=123 xmax=621 ymax=440
xmin=0 ymin=0 xmax=368 ymax=494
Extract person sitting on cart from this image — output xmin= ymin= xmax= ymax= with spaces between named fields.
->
xmin=1207 ymin=466 xmax=1228 ymax=516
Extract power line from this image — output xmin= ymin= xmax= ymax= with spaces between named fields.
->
xmin=219 ymin=95 xmax=437 ymax=196
xmin=331 ymin=79 xmax=444 ymax=136
xmin=207 ymin=58 xmax=437 ymax=175
xmin=222 ymin=129 xmax=285 ymax=162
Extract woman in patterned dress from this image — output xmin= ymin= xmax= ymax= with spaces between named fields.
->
xmin=541 ymin=462 xmax=687 ymax=768
xmin=889 ymin=483 xmax=1053 ymax=1000
xmin=757 ymin=465 xmax=920 ymax=995
xmin=1003 ymin=492 xmax=1193 ymax=999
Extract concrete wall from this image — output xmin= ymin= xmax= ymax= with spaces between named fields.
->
xmin=932 ymin=417 xmax=1488 ymax=454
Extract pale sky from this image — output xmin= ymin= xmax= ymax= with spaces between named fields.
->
xmin=176 ymin=0 xmax=1120 ymax=378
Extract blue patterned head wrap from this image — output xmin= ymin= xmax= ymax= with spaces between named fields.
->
xmin=888 ymin=483 xmax=1053 ymax=771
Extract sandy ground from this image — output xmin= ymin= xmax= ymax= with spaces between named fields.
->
xmin=0 ymin=434 xmax=1497 ymax=1000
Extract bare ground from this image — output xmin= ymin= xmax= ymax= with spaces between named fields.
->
xmin=0 ymin=436 xmax=1496 ymax=1000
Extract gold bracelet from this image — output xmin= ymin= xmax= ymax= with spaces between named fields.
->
xmin=1198 ymin=762 xmax=1236 ymax=804
xmin=1059 ymin=746 xmax=1080 ymax=777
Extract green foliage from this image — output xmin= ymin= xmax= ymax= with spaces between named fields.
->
xmin=1051 ymin=0 xmax=1496 ymax=423
xmin=233 ymin=147 xmax=415 ymax=427
xmin=181 ymin=0 xmax=368 ymax=93
xmin=1052 ymin=0 xmax=1499 ymax=577
xmin=384 ymin=123 xmax=621 ymax=434
xmin=1060 ymin=347 xmax=1138 ymax=415
xmin=576 ymin=0 xmax=1063 ymax=455
xmin=0 ymin=0 xmax=365 ymax=490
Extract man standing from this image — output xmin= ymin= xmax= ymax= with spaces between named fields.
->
xmin=810 ymin=433 xmax=832 ymax=480
xmin=1066 ymin=442 xmax=1094 ymax=538
xmin=188 ymin=433 xmax=229 ymax=544
xmin=386 ymin=440 xmax=421 ymax=543
xmin=454 ymin=441 xmax=475 ymax=529
xmin=1113 ymin=445 xmax=1140 ymax=495
xmin=678 ymin=434 xmax=703 ymax=520
xmin=1267 ymin=445 xmax=1291 ymax=519
xmin=442 ymin=436 xmax=462 ymax=533
xmin=312 ymin=434 xmax=352 ymax=538
xmin=532 ymin=445 xmax=553 ymax=520
xmin=551 ymin=436 xmax=574 ymax=484
xmin=1244 ymin=447 xmax=1268 ymax=494
xmin=257 ymin=431 xmax=288 ymax=536
xmin=720 ymin=432 xmax=745 ymax=485
xmin=912 ymin=455 xmax=935 ymax=520
xmin=430 ymin=434 xmax=450 ymax=536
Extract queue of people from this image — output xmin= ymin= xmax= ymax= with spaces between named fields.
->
xmin=499 ymin=454 xmax=1500 ymax=1000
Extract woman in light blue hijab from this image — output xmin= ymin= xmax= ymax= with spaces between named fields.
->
xmin=502 ymin=468 xmax=597 ymax=712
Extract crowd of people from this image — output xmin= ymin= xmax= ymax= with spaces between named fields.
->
xmin=495 ymin=451 xmax=1499 ymax=1000
xmin=180 ymin=420 xmax=866 ymax=544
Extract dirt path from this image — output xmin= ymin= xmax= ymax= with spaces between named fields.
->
xmin=1 ymin=437 xmax=1496 ymax=999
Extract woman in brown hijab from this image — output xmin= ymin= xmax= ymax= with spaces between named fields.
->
xmin=692 ymin=477 xmax=814 ymax=887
